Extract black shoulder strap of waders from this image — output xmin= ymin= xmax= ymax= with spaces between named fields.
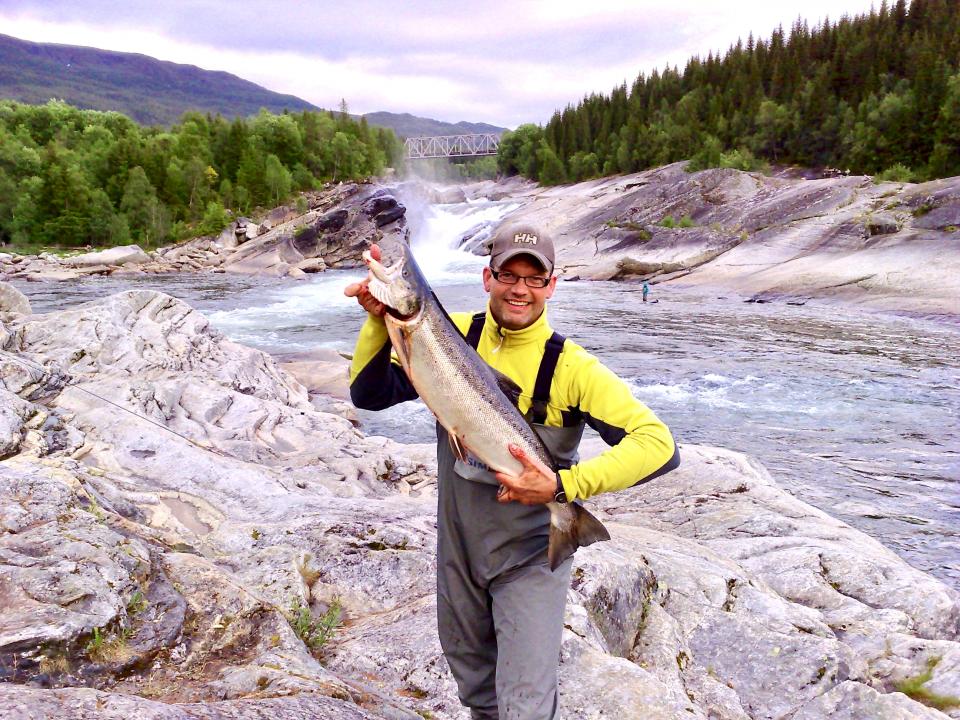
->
xmin=465 ymin=311 xmax=485 ymax=349
xmin=527 ymin=332 xmax=565 ymax=424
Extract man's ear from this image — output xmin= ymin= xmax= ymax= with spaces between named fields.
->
xmin=544 ymin=275 xmax=558 ymax=299
xmin=482 ymin=266 xmax=493 ymax=292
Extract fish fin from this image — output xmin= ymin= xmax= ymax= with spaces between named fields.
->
xmin=385 ymin=324 xmax=412 ymax=374
xmin=448 ymin=433 xmax=469 ymax=463
xmin=548 ymin=504 xmax=611 ymax=571
xmin=491 ymin=368 xmax=522 ymax=408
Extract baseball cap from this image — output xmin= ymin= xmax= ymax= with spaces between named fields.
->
xmin=489 ymin=223 xmax=555 ymax=275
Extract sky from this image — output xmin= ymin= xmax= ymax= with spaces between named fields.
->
xmin=0 ymin=0 xmax=884 ymax=129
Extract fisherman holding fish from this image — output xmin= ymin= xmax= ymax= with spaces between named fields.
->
xmin=345 ymin=223 xmax=679 ymax=720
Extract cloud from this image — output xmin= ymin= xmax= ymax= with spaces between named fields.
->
xmin=0 ymin=0 xmax=882 ymax=128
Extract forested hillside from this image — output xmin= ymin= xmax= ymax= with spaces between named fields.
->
xmin=0 ymin=100 xmax=403 ymax=250
xmin=498 ymin=0 xmax=960 ymax=184
xmin=0 ymin=33 xmax=321 ymax=127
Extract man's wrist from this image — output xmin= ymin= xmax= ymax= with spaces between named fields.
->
xmin=554 ymin=472 xmax=568 ymax=503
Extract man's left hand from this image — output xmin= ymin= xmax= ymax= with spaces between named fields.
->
xmin=495 ymin=444 xmax=556 ymax=505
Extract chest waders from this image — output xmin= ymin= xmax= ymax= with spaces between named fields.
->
xmin=436 ymin=312 xmax=582 ymax=720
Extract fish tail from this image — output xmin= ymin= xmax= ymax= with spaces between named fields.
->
xmin=548 ymin=504 xmax=611 ymax=571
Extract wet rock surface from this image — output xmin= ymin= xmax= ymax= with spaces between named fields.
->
xmin=482 ymin=165 xmax=960 ymax=318
xmin=0 ymin=292 xmax=957 ymax=719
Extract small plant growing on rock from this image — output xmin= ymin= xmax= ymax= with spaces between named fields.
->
xmin=126 ymin=589 xmax=148 ymax=616
xmin=661 ymin=214 xmax=696 ymax=228
xmin=84 ymin=625 xmax=133 ymax=663
xmin=894 ymin=657 xmax=960 ymax=711
xmin=287 ymin=597 xmax=342 ymax=655
xmin=84 ymin=494 xmax=106 ymax=523
xmin=296 ymin=553 xmax=322 ymax=587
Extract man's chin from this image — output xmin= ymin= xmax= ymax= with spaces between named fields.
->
xmin=500 ymin=309 xmax=532 ymax=330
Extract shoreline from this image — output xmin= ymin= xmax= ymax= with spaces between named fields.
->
xmin=4 ymin=165 xmax=959 ymax=325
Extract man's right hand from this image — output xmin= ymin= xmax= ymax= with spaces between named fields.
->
xmin=344 ymin=244 xmax=386 ymax=318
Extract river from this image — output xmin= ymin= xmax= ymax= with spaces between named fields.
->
xmin=10 ymin=197 xmax=960 ymax=590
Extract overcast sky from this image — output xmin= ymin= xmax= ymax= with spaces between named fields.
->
xmin=2 ymin=0 xmax=882 ymax=129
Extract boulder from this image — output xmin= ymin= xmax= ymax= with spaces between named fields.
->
xmin=295 ymin=258 xmax=327 ymax=273
xmin=430 ymin=186 xmax=468 ymax=204
xmin=63 ymin=245 xmax=151 ymax=268
xmin=0 ymin=282 xmax=31 ymax=315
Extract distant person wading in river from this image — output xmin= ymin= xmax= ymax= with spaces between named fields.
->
xmin=642 ymin=280 xmax=650 ymax=302
xmin=345 ymin=223 xmax=680 ymax=719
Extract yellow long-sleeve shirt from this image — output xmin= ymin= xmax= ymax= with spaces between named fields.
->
xmin=349 ymin=306 xmax=679 ymax=501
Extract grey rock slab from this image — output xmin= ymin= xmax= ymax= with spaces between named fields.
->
xmin=0 ymin=389 xmax=32 ymax=458
xmin=328 ymin=595 xmax=463 ymax=720
xmin=0 ymin=463 xmax=151 ymax=660
xmin=559 ymin=635 xmax=705 ymax=719
xmin=790 ymin=680 xmax=952 ymax=719
xmin=0 ymin=281 xmax=31 ymax=315
xmin=0 ymin=685 xmax=389 ymax=719
xmin=63 ymin=245 xmax=151 ymax=267
xmin=913 ymin=204 xmax=960 ymax=231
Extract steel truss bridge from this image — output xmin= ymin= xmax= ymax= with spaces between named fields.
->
xmin=404 ymin=133 xmax=500 ymax=160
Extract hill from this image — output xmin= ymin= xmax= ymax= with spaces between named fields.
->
xmin=0 ymin=33 xmax=322 ymax=126
xmin=0 ymin=34 xmax=508 ymax=138
xmin=362 ymin=111 xmax=507 ymax=138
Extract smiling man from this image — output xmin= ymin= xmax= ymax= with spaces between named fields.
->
xmin=346 ymin=222 xmax=680 ymax=719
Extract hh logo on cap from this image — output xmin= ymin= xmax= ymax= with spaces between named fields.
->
xmin=513 ymin=232 xmax=538 ymax=245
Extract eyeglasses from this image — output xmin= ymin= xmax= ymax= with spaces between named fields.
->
xmin=491 ymin=270 xmax=551 ymax=289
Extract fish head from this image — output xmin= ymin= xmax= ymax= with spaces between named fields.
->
xmin=363 ymin=243 xmax=429 ymax=320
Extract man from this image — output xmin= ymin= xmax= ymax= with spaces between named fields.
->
xmin=345 ymin=223 xmax=679 ymax=720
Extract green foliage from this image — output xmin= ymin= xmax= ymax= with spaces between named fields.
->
xmin=295 ymin=195 xmax=309 ymax=214
xmin=198 ymin=200 xmax=230 ymax=236
xmin=84 ymin=626 xmax=105 ymax=657
xmin=659 ymin=214 xmax=696 ymax=229
xmin=719 ymin=148 xmax=769 ymax=173
xmin=536 ymin=140 xmax=567 ymax=185
xmin=497 ymin=124 xmax=543 ymax=177
xmin=288 ymin=597 xmax=342 ymax=655
xmin=875 ymin=163 xmax=917 ymax=183
xmin=686 ymin=135 xmax=723 ymax=172
xmin=84 ymin=624 xmax=133 ymax=663
xmin=499 ymin=4 xmax=960 ymax=184
xmin=0 ymin=99 xmax=398 ymax=252
xmin=126 ymin=589 xmax=148 ymax=616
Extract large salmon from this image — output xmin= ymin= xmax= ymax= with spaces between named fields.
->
xmin=363 ymin=242 xmax=610 ymax=570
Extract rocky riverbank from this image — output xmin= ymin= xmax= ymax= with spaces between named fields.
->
xmin=458 ymin=165 xmax=960 ymax=320
xmin=0 ymin=181 xmax=409 ymax=285
xmin=3 ymin=166 xmax=958 ymax=320
xmin=1 ymin=289 xmax=958 ymax=719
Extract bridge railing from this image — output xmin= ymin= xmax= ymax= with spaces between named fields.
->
xmin=404 ymin=133 xmax=500 ymax=159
